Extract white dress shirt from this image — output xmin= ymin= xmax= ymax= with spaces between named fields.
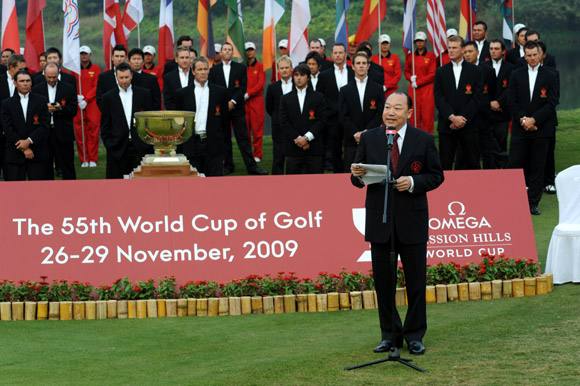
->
xmin=395 ymin=123 xmax=414 ymax=192
xmin=7 ymin=71 xmax=15 ymax=97
xmin=178 ymin=68 xmax=190 ymax=88
xmin=281 ymin=78 xmax=293 ymax=95
xmin=475 ymin=40 xmax=485 ymax=61
xmin=222 ymin=61 xmax=231 ymax=88
xmin=19 ymin=92 xmax=29 ymax=122
xmin=296 ymin=87 xmax=314 ymax=141
xmin=47 ymin=83 xmax=57 ymax=125
xmin=334 ymin=64 xmax=348 ymax=90
xmin=528 ymin=65 xmax=539 ymax=101
xmin=452 ymin=60 xmax=464 ymax=89
xmin=492 ymin=59 xmax=502 ymax=77
xmin=118 ymin=85 xmax=133 ymax=138
xmin=194 ymin=80 xmax=209 ymax=136
xmin=355 ymin=76 xmax=368 ymax=110
xmin=310 ymin=72 xmax=319 ymax=91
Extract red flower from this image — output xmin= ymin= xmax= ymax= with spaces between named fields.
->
xmin=133 ymin=285 xmax=141 ymax=292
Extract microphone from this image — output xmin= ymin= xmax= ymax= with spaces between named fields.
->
xmin=385 ymin=126 xmax=398 ymax=148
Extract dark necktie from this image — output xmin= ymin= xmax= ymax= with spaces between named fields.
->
xmin=391 ymin=133 xmax=400 ymax=174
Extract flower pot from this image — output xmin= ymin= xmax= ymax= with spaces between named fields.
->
xmin=218 ymin=298 xmax=229 ymax=316
xmin=25 ymin=302 xmax=37 ymax=321
xmin=197 ymin=298 xmax=208 ymax=316
xmin=58 ymin=301 xmax=72 ymax=320
xmin=107 ymin=300 xmax=117 ymax=319
xmin=136 ymin=300 xmax=147 ymax=319
xmin=166 ymin=299 xmax=177 ymax=317
xmin=85 ymin=301 xmax=96 ymax=320
xmin=327 ymin=293 xmax=340 ymax=312
xmin=524 ymin=278 xmax=537 ymax=297
xmin=536 ymin=276 xmax=549 ymax=295
xmin=273 ymin=296 xmax=284 ymax=314
xmin=446 ymin=284 xmax=458 ymax=302
xmin=73 ymin=302 xmax=85 ymax=320
xmin=146 ymin=299 xmax=158 ymax=318
xmin=283 ymin=295 xmax=296 ymax=313
xmin=49 ymin=302 xmax=60 ymax=320
xmin=187 ymin=299 xmax=197 ymax=316
xmin=491 ymin=280 xmax=503 ymax=300
xmin=251 ymin=296 xmax=263 ymax=314
xmin=339 ymin=293 xmax=350 ymax=310
xmin=502 ymin=280 xmax=513 ymax=298
xmin=362 ymin=290 xmax=376 ymax=309
xmin=117 ymin=300 xmax=128 ymax=319
xmin=240 ymin=296 xmax=252 ymax=315
xmin=435 ymin=285 xmax=448 ymax=304
xmin=12 ymin=302 xmax=24 ymax=321
xmin=396 ymin=288 xmax=407 ymax=306
xmin=458 ymin=283 xmax=469 ymax=301
xmin=512 ymin=279 xmax=524 ymax=298
xmin=425 ymin=286 xmax=437 ymax=304
xmin=468 ymin=282 xmax=481 ymax=300
xmin=37 ymin=301 xmax=48 ymax=320
xmin=0 ymin=302 xmax=11 ymax=321
xmin=480 ymin=282 xmax=492 ymax=301
xmin=316 ymin=294 xmax=327 ymax=312
xmin=307 ymin=293 xmax=317 ymax=312
xmin=262 ymin=296 xmax=274 ymax=314
xmin=207 ymin=298 xmax=219 ymax=316
xmin=296 ymin=294 xmax=308 ymax=312
xmin=177 ymin=299 xmax=188 ymax=317
xmin=229 ymin=297 xmax=241 ymax=316
xmin=96 ymin=301 xmax=107 ymax=320
xmin=127 ymin=301 xmax=137 ymax=319
xmin=350 ymin=291 xmax=362 ymax=310
xmin=545 ymin=273 xmax=554 ymax=292
xmin=156 ymin=299 xmax=166 ymax=318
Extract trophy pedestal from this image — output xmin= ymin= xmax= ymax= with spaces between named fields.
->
xmin=131 ymin=154 xmax=204 ymax=179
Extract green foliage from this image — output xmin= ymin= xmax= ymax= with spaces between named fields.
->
xmin=157 ymin=276 xmax=177 ymax=299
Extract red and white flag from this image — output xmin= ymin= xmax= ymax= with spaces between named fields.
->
xmin=103 ymin=0 xmax=126 ymax=70
xmin=158 ymin=0 xmax=174 ymax=71
xmin=289 ymin=0 xmax=310 ymax=66
xmin=25 ymin=0 xmax=46 ymax=73
xmin=426 ymin=0 xmax=447 ymax=57
xmin=122 ymin=0 xmax=144 ymax=40
xmin=1 ymin=0 xmax=20 ymax=52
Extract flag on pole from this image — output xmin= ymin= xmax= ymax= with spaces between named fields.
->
xmin=289 ymin=0 xmax=310 ymax=66
xmin=355 ymin=0 xmax=386 ymax=44
xmin=62 ymin=0 xmax=80 ymax=75
xmin=122 ymin=0 xmax=144 ymax=40
xmin=1 ymin=0 xmax=20 ymax=51
xmin=499 ymin=0 xmax=513 ymax=45
xmin=103 ymin=0 xmax=126 ymax=70
xmin=335 ymin=0 xmax=349 ymax=47
xmin=25 ymin=0 xmax=46 ymax=73
xmin=426 ymin=0 xmax=447 ymax=57
xmin=225 ymin=0 xmax=246 ymax=59
xmin=158 ymin=0 xmax=174 ymax=71
xmin=198 ymin=0 xmax=217 ymax=58
xmin=459 ymin=0 xmax=477 ymax=41
xmin=263 ymin=0 xmax=285 ymax=71
xmin=402 ymin=0 xmax=417 ymax=52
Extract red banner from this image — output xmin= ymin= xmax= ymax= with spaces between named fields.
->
xmin=0 ymin=170 xmax=536 ymax=284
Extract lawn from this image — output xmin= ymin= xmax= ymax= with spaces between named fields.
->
xmin=0 ymin=110 xmax=578 ymax=385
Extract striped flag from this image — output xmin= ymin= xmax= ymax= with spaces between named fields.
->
xmin=459 ymin=0 xmax=477 ymax=41
xmin=1 ymin=0 xmax=20 ymax=51
xmin=263 ymin=0 xmax=285 ymax=71
xmin=355 ymin=0 xmax=386 ymax=44
xmin=122 ymin=0 xmax=144 ymax=41
xmin=158 ymin=0 xmax=174 ymax=71
xmin=426 ymin=0 xmax=447 ymax=57
xmin=225 ymin=0 xmax=246 ymax=59
xmin=335 ymin=0 xmax=349 ymax=47
xmin=289 ymin=0 xmax=310 ymax=66
xmin=402 ymin=0 xmax=417 ymax=52
xmin=25 ymin=0 xmax=46 ymax=73
xmin=103 ymin=0 xmax=126 ymax=70
xmin=499 ymin=0 xmax=513 ymax=45
xmin=62 ymin=0 xmax=80 ymax=75
xmin=198 ymin=0 xmax=217 ymax=58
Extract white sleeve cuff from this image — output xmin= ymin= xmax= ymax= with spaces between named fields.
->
xmin=27 ymin=137 xmax=33 ymax=144
xmin=304 ymin=131 xmax=314 ymax=141
xmin=408 ymin=176 xmax=415 ymax=193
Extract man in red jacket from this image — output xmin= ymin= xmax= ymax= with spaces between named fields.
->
xmin=404 ymin=31 xmax=436 ymax=133
xmin=73 ymin=45 xmax=101 ymax=167
xmin=142 ymin=45 xmax=163 ymax=91
xmin=372 ymin=34 xmax=402 ymax=97
xmin=244 ymin=42 xmax=266 ymax=162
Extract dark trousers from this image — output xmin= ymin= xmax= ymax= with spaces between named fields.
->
xmin=188 ymin=135 xmax=223 ymax=177
xmin=544 ymin=135 xmax=556 ymax=186
xmin=285 ymin=155 xmax=323 ymax=174
xmin=477 ymin=121 xmax=503 ymax=170
xmin=3 ymin=160 xmax=51 ymax=181
xmin=439 ymin=128 xmax=480 ymax=170
xmin=325 ymin=121 xmax=343 ymax=173
xmin=343 ymin=144 xmax=358 ymax=173
xmin=509 ymin=136 xmax=550 ymax=207
xmin=491 ymin=121 xmax=509 ymax=154
xmin=48 ymin=131 xmax=76 ymax=180
xmin=105 ymin=141 xmax=143 ymax=179
xmin=371 ymin=241 xmax=427 ymax=345
xmin=224 ymin=111 xmax=258 ymax=173
xmin=271 ymin=138 xmax=285 ymax=175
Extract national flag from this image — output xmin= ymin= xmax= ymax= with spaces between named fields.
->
xmin=355 ymin=0 xmax=386 ymax=44
xmin=499 ymin=0 xmax=513 ymax=45
xmin=459 ymin=0 xmax=477 ymax=41
xmin=262 ymin=0 xmax=285 ymax=71
xmin=402 ymin=0 xmax=417 ymax=52
xmin=334 ymin=0 xmax=349 ymax=47
xmin=62 ymin=0 xmax=80 ymax=75
xmin=289 ymin=0 xmax=310 ymax=66
xmin=426 ymin=0 xmax=447 ymax=57
xmin=103 ymin=0 xmax=126 ymax=70
xmin=25 ymin=0 xmax=46 ymax=73
xmin=198 ymin=0 xmax=217 ymax=58
xmin=122 ymin=0 xmax=144 ymax=40
xmin=1 ymin=0 xmax=20 ymax=52
xmin=225 ymin=0 xmax=246 ymax=59
xmin=158 ymin=0 xmax=174 ymax=71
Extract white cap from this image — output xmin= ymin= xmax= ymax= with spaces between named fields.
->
xmin=446 ymin=28 xmax=458 ymax=38
xmin=318 ymin=38 xmax=326 ymax=47
xmin=245 ymin=42 xmax=256 ymax=50
xmin=414 ymin=31 xmax=427 ymax=41
xmin=514 ymin=23 xmax=526 ymax=34
xmin=143 ymin=45 xmax=156 ymax=55
xmin=379 ymin=34 xmax=391 ymax=44
xmin=79 ymin=45 xmax=91 ymax=54
xmin=214 ymin=43 xmax=222 ymax=53
xmin=278 ymin=39 xmax=288 ymax=49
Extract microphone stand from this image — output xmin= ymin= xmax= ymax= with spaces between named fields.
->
xmin=345 ymin=129 xmax=426 ymax=373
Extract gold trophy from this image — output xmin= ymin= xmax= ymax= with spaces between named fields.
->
xmin=131 ymin=110 xmax=202 ymax=178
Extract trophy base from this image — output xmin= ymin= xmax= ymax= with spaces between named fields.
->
xmin=130 ymin=154 xmax=204 ymax=179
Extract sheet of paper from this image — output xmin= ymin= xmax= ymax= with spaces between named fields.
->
xmin=352 ymin=163 xmax=388 ymax=185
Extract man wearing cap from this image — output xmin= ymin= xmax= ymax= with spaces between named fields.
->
xmin=142 ymin=45 xmax=164 ymax=91
xmin=309 ymin=39 xmax=332 ymax=72
xmin=372 ymin=34 xmax=402 ymax=97
xmin=128 ymin=48 xmax=162 ymax=110
xmin=347 ymin=35 xmax=358 ymax=66
xmin=472 ymin=21 xmax=491 ymax=64
xmin=404 ymin=31 xmax=436 ymax=134
xmin=163 ymin=46 xmax=194 ymax=110
xmin=213 ymin=44 xmax=223 ymax=65
xmin=244 ymin=42 xmax=266 ymax=163
xmin=507 ymin=24 xmax=527 ymax=65
xmin=270 ymin=39 xmax=289 ymax=83
xmin=438 ymin=29 xmax=458 ymax=66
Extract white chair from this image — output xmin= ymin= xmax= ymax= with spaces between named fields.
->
xmin=546 ymin=165 xmax=580 ymax=283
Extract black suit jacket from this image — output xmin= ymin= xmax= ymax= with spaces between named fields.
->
xmin=172 ymin=83 xmax=229 ymax=157
xmin=163 ymin=60 xmax=178 ymax=76
xmin=1 ymin=93 xmax=50 ymax=163
xmin=368 ymin=62 xmax=385 ymax=89
xmin=486 ymin=60 xmax=514 ymax=122
xmin=132 ymin=71 xmax=161 ymax=110
xmin=317 ymin=66 xmax=355 ymax=123
xmin=96 ymin=69 xmax=116 ymax=110
xmin=163 ymin=68 xmax=194 ymax=110
xmin=434 ymin=61 xmax=482 ymax=132
xmin=209 ymin=61 xmax=247 ymax=111
xmin=517 ymin=54 xmax=557 ymax=69
xmin=508 ymin=65 xmax=558 ymax=138
xmin=477 ymin=63 xmax=497 ymax=122
xmin=339 ymin=79 xmax=384 ymax=146
xmin=265 ymin=80 xmax=294 ymax=142
xmin=351 ymin=126 xmax=444 ymax=244
xmin=32 ymin=81 xmax=78 ymax=142
xmin=279 ymin=88 xmax=326 ymax=157
xmin=100 ymin=86 xmax=153 ymax=160
xmin=506 ymin=46 xmax=523 ymax=66
xmin=476 ymin=40 xmax=491 ymax=64
xmin=0 ymin=72 xmax=15 ymax=101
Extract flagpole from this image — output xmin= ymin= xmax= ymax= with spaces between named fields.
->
xmin=137 ymin=22 xmax=141 ymax=48
xmin=435 ymin=0 xmax=443 ymax=66
xmin=378 ymin=0 xmax=382 ymax=65
xmin=411 ymin=17 xmax=417 ymax=125
xmin=468 ymin=1 xmax=473 ymax=41
xmin=511 ymin=0 xmax=516 ymax=48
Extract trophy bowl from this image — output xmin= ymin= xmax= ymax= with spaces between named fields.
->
xmin=134 ymin=110 xmax=195 ymax=158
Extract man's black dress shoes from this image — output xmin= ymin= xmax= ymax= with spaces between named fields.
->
xmin=530 ymin=205 xmax=541 ymax=216
xmin=373 ymin=340 xmax=394 ymax=353
xmin=248 ymin=166 xmax=268 ymax=175
xmin=407 ymin=340 xmax=426 ymax=355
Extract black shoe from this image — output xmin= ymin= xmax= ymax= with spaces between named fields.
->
xmin=530 ymin=205 xmax=541 ymax=216
xmin=407 ymin=340 xmax=426 ymax=355
xmin=544 ymin=184 xmax=556 ymax=194
xmin=373 ymin=340 xmax=394 ymax=353
xmin=223 ymin=167 xmax=234 ymax=175
xmin=248 ymin=166 xmax=268 ymax=175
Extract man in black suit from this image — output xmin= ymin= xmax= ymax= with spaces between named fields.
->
xmin=32 ymin=63 xmax=78 ymax=180
xmin=163 ymin=46 xmax=194 ymax=110
xmin=163 ymin=35 xmax=194 ymax=76
xmin=169 ymin=57 xmax=228 ymax=176
xmin=523 ymin=31 xmax=556 ymax=69
xmin=434 ymin=35 xmax=481 ymax=170
xmin=506 ymin=24 xmax=527 ymax=66
xmin=209 ymin=42 xmax=266 ymax=175
xmin=100 ymin=63 xmax=152 ymax=179
xmin=508 ymin=41 xmax=558 ymax=215
xmin=304 ymin=52 xmax=322 ymax=92
xmin=2 ymin=70 xmax=51 ymax=180
xmin=96 ymin=45 xmax=127 ymax=110
xmin=128 ymin=48 xmax=161 ymax=110
xmin=339 ymin=51 xmax=384 ymax=170
xmin=32 ymin=48 xmax=77 ymax=94
xmin=356 ymin=42 xmax=385 ymax=89
xmin=0 ymin=48 xmax=15 ymax=71
xmin=351 ymin=92 xmax=443 ymax=356
xmin=318 ymin=43 xmax=354 ymax=172
xmin=265 ymin=56 xmax=294 ymax=175
xmin=279 ymin=64 xmax=326 ymax=174
xmin=309 ymin=39 xmax=333 ymax=72
xmin=471 ymin=21 xmax=490 ymax=65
